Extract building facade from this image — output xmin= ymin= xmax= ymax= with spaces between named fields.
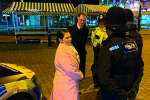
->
xmin=0 ymin=0 xmax=13 ymax=26
xmin=99 ymin=0 xmax=148 ymax=10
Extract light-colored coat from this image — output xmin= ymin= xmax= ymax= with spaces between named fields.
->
xmin=50 ymin=43 xmax=83 ymax=100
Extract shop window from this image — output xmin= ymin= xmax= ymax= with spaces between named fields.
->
xmin=30 ymin=15 xmax=40 ymax=26
xmin=142 ymin=15 xmax=146 ymax=20
xmin=141 ymin=15 xmax=147 ymax=24
xmin=86 ymin=16 xmax=98 ymax=27
xmin=126 ymin=2 xmax=130 ymax=8
xmin=55 ymin=16 xmax=72 ymax=27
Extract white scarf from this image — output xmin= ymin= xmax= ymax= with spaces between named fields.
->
xmin=69 ymin=45 xmax=80 ymax=61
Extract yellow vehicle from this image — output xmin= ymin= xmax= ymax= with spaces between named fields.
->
xmin=0 ymin=63 xmax=42 ymax=100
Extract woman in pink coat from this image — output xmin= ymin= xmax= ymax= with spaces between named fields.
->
xmin=50 ymin=29 xmax=84 ymax=100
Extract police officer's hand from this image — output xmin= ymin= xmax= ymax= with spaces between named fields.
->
xmin=127 ymin=87 xmax=137 ymax=100
xmin=95 ymin=35 xmax=100 ymax=39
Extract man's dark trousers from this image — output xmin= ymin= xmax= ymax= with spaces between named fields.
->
xmin=79 ymin=53 xmax=86 ymax=78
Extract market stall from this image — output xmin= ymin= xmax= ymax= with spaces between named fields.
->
xmin=2 ymin=2 xmax=76 ymax=46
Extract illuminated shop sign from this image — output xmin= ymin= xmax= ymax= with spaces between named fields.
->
xmin=126 ymin=2 xmax=130 ymax=8
xmin=143 ymin=0 xmax=147 ymax=7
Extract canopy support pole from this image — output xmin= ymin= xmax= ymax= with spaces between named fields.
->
xmin=44 ymin=16 xmax=46 ymax=30
xmin=16 ymin=12 xmax=18 ymax=31
xmin=6 ymin=13 xmax=9 ymax=34
xmin=12 ymin=11 xmax=17 ymax=44
xmin=90 ymin=15 xmax=91 ymax=30
xmin=12 ymin=11 xmax=16 ymax=33
xmin=47 ymin=15 xmax=50 ymax=30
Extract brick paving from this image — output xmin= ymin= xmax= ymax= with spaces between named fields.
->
xmin=0 ymin=29 xmax=150 ymax=100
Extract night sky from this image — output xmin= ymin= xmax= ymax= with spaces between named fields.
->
xmin=12 ymin=0 xmax=99 ymax=7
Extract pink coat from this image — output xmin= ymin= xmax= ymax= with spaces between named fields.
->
xmin=50 ymin=43 xmax=83 ymax=100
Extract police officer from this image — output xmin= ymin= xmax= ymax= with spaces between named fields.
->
xmin=96 ymin=7 xmax=142 ymax=100
xmin=91 ymin=14 xmax=108 ymax=89
xmin=125 ymin=9 xmax=144 ymax=100
xmin=91 ymin=14 xmax=108 ymax=63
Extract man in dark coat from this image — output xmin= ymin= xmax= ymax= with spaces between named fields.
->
xmin=67 ymin=11 xmax=89 ymax=78
xmin=96 ymin=7 xmax=143 ymax=100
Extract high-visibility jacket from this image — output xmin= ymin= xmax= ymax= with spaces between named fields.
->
xmin=91 ymin=26 xmax=108 ymax=47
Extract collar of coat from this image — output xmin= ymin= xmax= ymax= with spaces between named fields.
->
xmin=75 ymin=24 xmax=88 ymax=31
xmin=102 ymin=32 xmax=126 ymax=45
xmin=59 ymin=43 xmax=80 ymax=62
xmin=129 ymin=24 xmax=137 ymax=31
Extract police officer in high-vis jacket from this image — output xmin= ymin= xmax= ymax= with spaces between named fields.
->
xmin=91 ymin=14 xmax=108 ymax=63
xmin=96 ymin=7 xmax=143 ymax=100
xmin=91 ymin=14 xmax=108 ymax=89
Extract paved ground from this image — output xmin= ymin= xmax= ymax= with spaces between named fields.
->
xmin=0 ymin=29 xmax=150 ymax=100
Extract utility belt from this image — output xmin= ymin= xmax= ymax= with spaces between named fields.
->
xmin=94 ymin=43 xmax=100 ymax=52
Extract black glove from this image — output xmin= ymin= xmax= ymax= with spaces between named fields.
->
xmin=127 ymin=87 xmax=137 ymax=100
xmin=95 ymin=35 xmax=100 ymax=39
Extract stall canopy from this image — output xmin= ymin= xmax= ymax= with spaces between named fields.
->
xmin=2 ymin=7 xmax=48 ymax=15
xmin=75 ymin=4 xmax=111 ymax=15
xmin=132 ymin=11 xmax=138 ymax=16
xmin=132 ymin=11 xmax=150 ymax=16
xmin=141 ymin=11 xmax=150 ymax=15
xmin=2 ymin=7 xmax=11 ymax=14
xmin=3 ymin=2 xmax=76 ymax=16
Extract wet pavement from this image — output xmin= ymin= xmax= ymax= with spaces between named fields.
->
xmin=0 ymin=29 xmax=150 ymax=100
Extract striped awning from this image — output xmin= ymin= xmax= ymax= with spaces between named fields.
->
xmin=132 ymin=11 xmax=150 ymax=16
xmin=141 ymin=11 xmax=150 ymax=15
xmin=2 ymin=7 xmax=12 ymax=14
xmin=7 ymin=2 xmax=76 ymax=16
xmin=75 ymin=4 xmax=111 ymax=15
xmin=132 ymin=11 xmax=139 ymax=16
xmin=2 ymin=7 xmax=46 ymax=15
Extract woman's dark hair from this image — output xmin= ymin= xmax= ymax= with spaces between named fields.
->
xmin=56 ymin=29 xmax=69 ymax=42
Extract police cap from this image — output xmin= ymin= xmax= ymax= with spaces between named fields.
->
xmin=105 ymin=7 xmax=129 ymax=31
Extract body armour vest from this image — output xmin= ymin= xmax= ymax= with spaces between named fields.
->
xmin=109 ymin=36 xmax=139 ymax=91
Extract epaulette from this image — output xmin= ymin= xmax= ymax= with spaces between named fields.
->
xmin=93 ymin=27 xmax=99 ymax=33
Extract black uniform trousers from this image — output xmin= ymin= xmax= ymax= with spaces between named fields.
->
xmin=91 ymin=43 xmax=100 ymax=87
xmin=93 ymin=43 xmax=100 ymax=64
